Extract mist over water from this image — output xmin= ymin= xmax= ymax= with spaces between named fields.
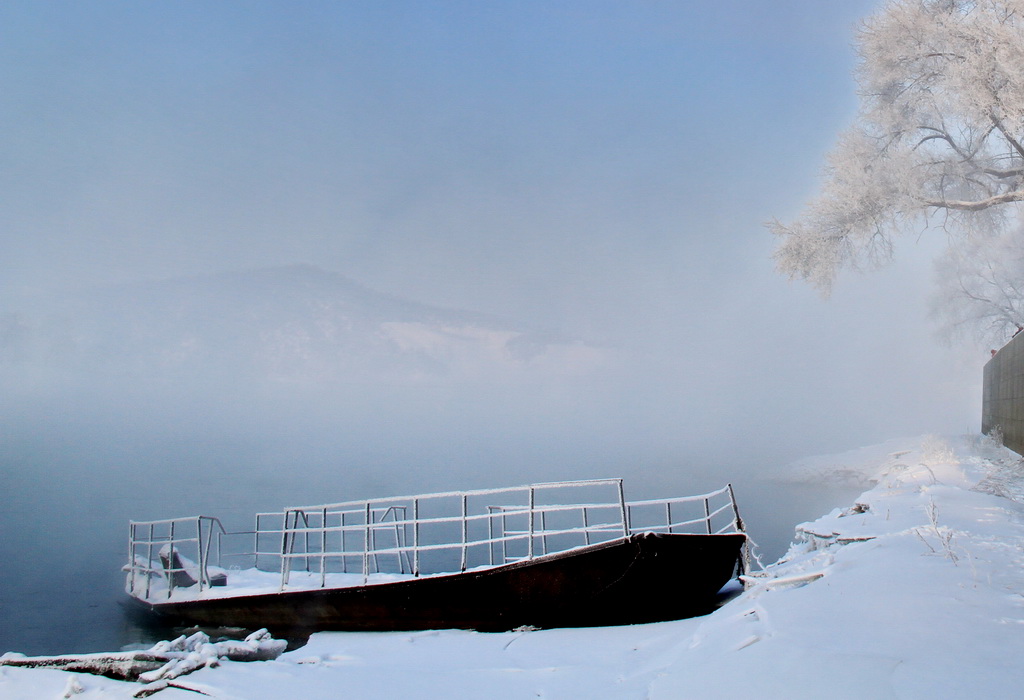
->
xmin=0 ymin=384 xmax=863 ymax=656
xmin=2 ymin=269 xmax=875 ymax=654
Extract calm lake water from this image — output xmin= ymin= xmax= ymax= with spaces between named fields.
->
xmin=0 ymin=394 xmax=867 ymax=656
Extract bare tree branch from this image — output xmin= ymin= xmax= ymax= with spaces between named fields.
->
xmin=924 ymin=190 xmax=1024 ymax=211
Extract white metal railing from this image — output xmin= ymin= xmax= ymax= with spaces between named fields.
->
xmin=126 ymin=516 xmax=227 ymax=599
xmin=126 ymin=480 xmax=745 ymax=599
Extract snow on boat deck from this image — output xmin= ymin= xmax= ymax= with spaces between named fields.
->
xmin=149 ymin=568 xmax=421 ymax=603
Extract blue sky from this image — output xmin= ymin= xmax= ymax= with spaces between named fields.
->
xmin=0 ymin=1 xmax=983 ymax=458
xmin=3 ymin=1 xmax=869 ymax=310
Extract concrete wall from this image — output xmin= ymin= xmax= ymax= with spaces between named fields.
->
xmin=982 ymin=331 xmax=1024 ymax=455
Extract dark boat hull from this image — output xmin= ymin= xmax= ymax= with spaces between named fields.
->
xmin=129 ymin=532 xmax=746 ymax=635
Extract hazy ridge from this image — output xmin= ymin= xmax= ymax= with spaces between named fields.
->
xmin=0 ymin=265 xmax=604 ymax=387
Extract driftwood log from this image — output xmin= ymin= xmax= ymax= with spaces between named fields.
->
xmin=0 ymin=652 xmax=167 ymax=681
xmin=0 ymin=628 xmax=286 ymax=687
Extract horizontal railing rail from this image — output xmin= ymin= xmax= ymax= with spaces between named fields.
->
xmin=283 ymin=478 xmax=629 ymax=514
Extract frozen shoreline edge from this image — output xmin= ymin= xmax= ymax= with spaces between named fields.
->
xmin=4 ymin=434 xmax=1024 ymax=698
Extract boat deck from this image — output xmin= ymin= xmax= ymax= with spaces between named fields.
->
xmin=125 ymin=479 xmax=748 ymax=631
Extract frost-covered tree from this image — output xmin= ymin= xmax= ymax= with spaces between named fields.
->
xmin=770 ymin=0 xmax=1024 ymax=294
xmin=932 ymin=229 xmax=1024 ymax=345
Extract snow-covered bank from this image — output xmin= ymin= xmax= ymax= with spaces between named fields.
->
xmin=4 ymin=435 xmax=1024 ymax=699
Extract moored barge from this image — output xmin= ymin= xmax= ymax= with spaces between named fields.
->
xmin=125 ymin=479 xmax=748 ymax=635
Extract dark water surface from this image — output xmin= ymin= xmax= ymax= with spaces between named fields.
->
xmin=0 ymin=394 xmax=867 ymax=655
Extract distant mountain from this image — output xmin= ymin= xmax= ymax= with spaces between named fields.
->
xmin=0 ymin=265 xmax=604 ymax=385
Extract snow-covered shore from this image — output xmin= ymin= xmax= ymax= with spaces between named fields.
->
xmin=4 ymin=434 xmax=1023 ymax=699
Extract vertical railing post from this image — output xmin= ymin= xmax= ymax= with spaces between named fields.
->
xmin=128 ymin=523 xmax=136 ymax=595
xmin=704 ymin=497 xmax=712 ymax=534
xmin=487 ymin=506 xmax=495 ymax=566
xmin=254 ymin=514 xmax=261 ymax=570
xmin=583 ymin=507 xmax=591 ymax=546
xmin=301 ymin=512 xmax=311 ymax=572
xmin=528 ymin=487 xmax=536 ymax=560
xmin=146 ymin=523 xmax=155 ymax=599
xmin=397 ymin=506 xmax=411 ymax=574
xmin=204 ymin=518 xmax=217 ymax=589
xmin=167 ymin=520 xmax=176 ymax=599
xmin=413 ymin=498 xmax=420 ymax=577
xmin=726 ymin=483 xmax=744 ymax=532
xmin=501 ymin=508 xmax=509 ymax=564
xmin=666 ymin=502 xmax=673 ymax=534
xmin=342 ymin=507 xmax=350 ymax=573
xmin=727 ymin=482 xmax=749 ymax=577
xmin=540 ymin=511 xmax=548 ymax=555
xmin=371 ymin=509 xmax=381 ymax=573
xmin=278 ymin=512 xmax=286 ymax=590
xmin=280 ymin=510 xmax=295 ymax=591
xmin=363 ymin=502 xmax=371 ymax=584
xmin=320 ymin=507 xmax=328 ymax=588
xmin=196 ymin=517 xmax=206 ymax=592
xmin=617 ymin=479 xmax=629 ymax=537
xmin=460 ymin=494 xmax=469 ymax=572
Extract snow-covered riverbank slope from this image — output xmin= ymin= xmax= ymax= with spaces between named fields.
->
xmin=3 ymin=434 xmax=1023 ymax=699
